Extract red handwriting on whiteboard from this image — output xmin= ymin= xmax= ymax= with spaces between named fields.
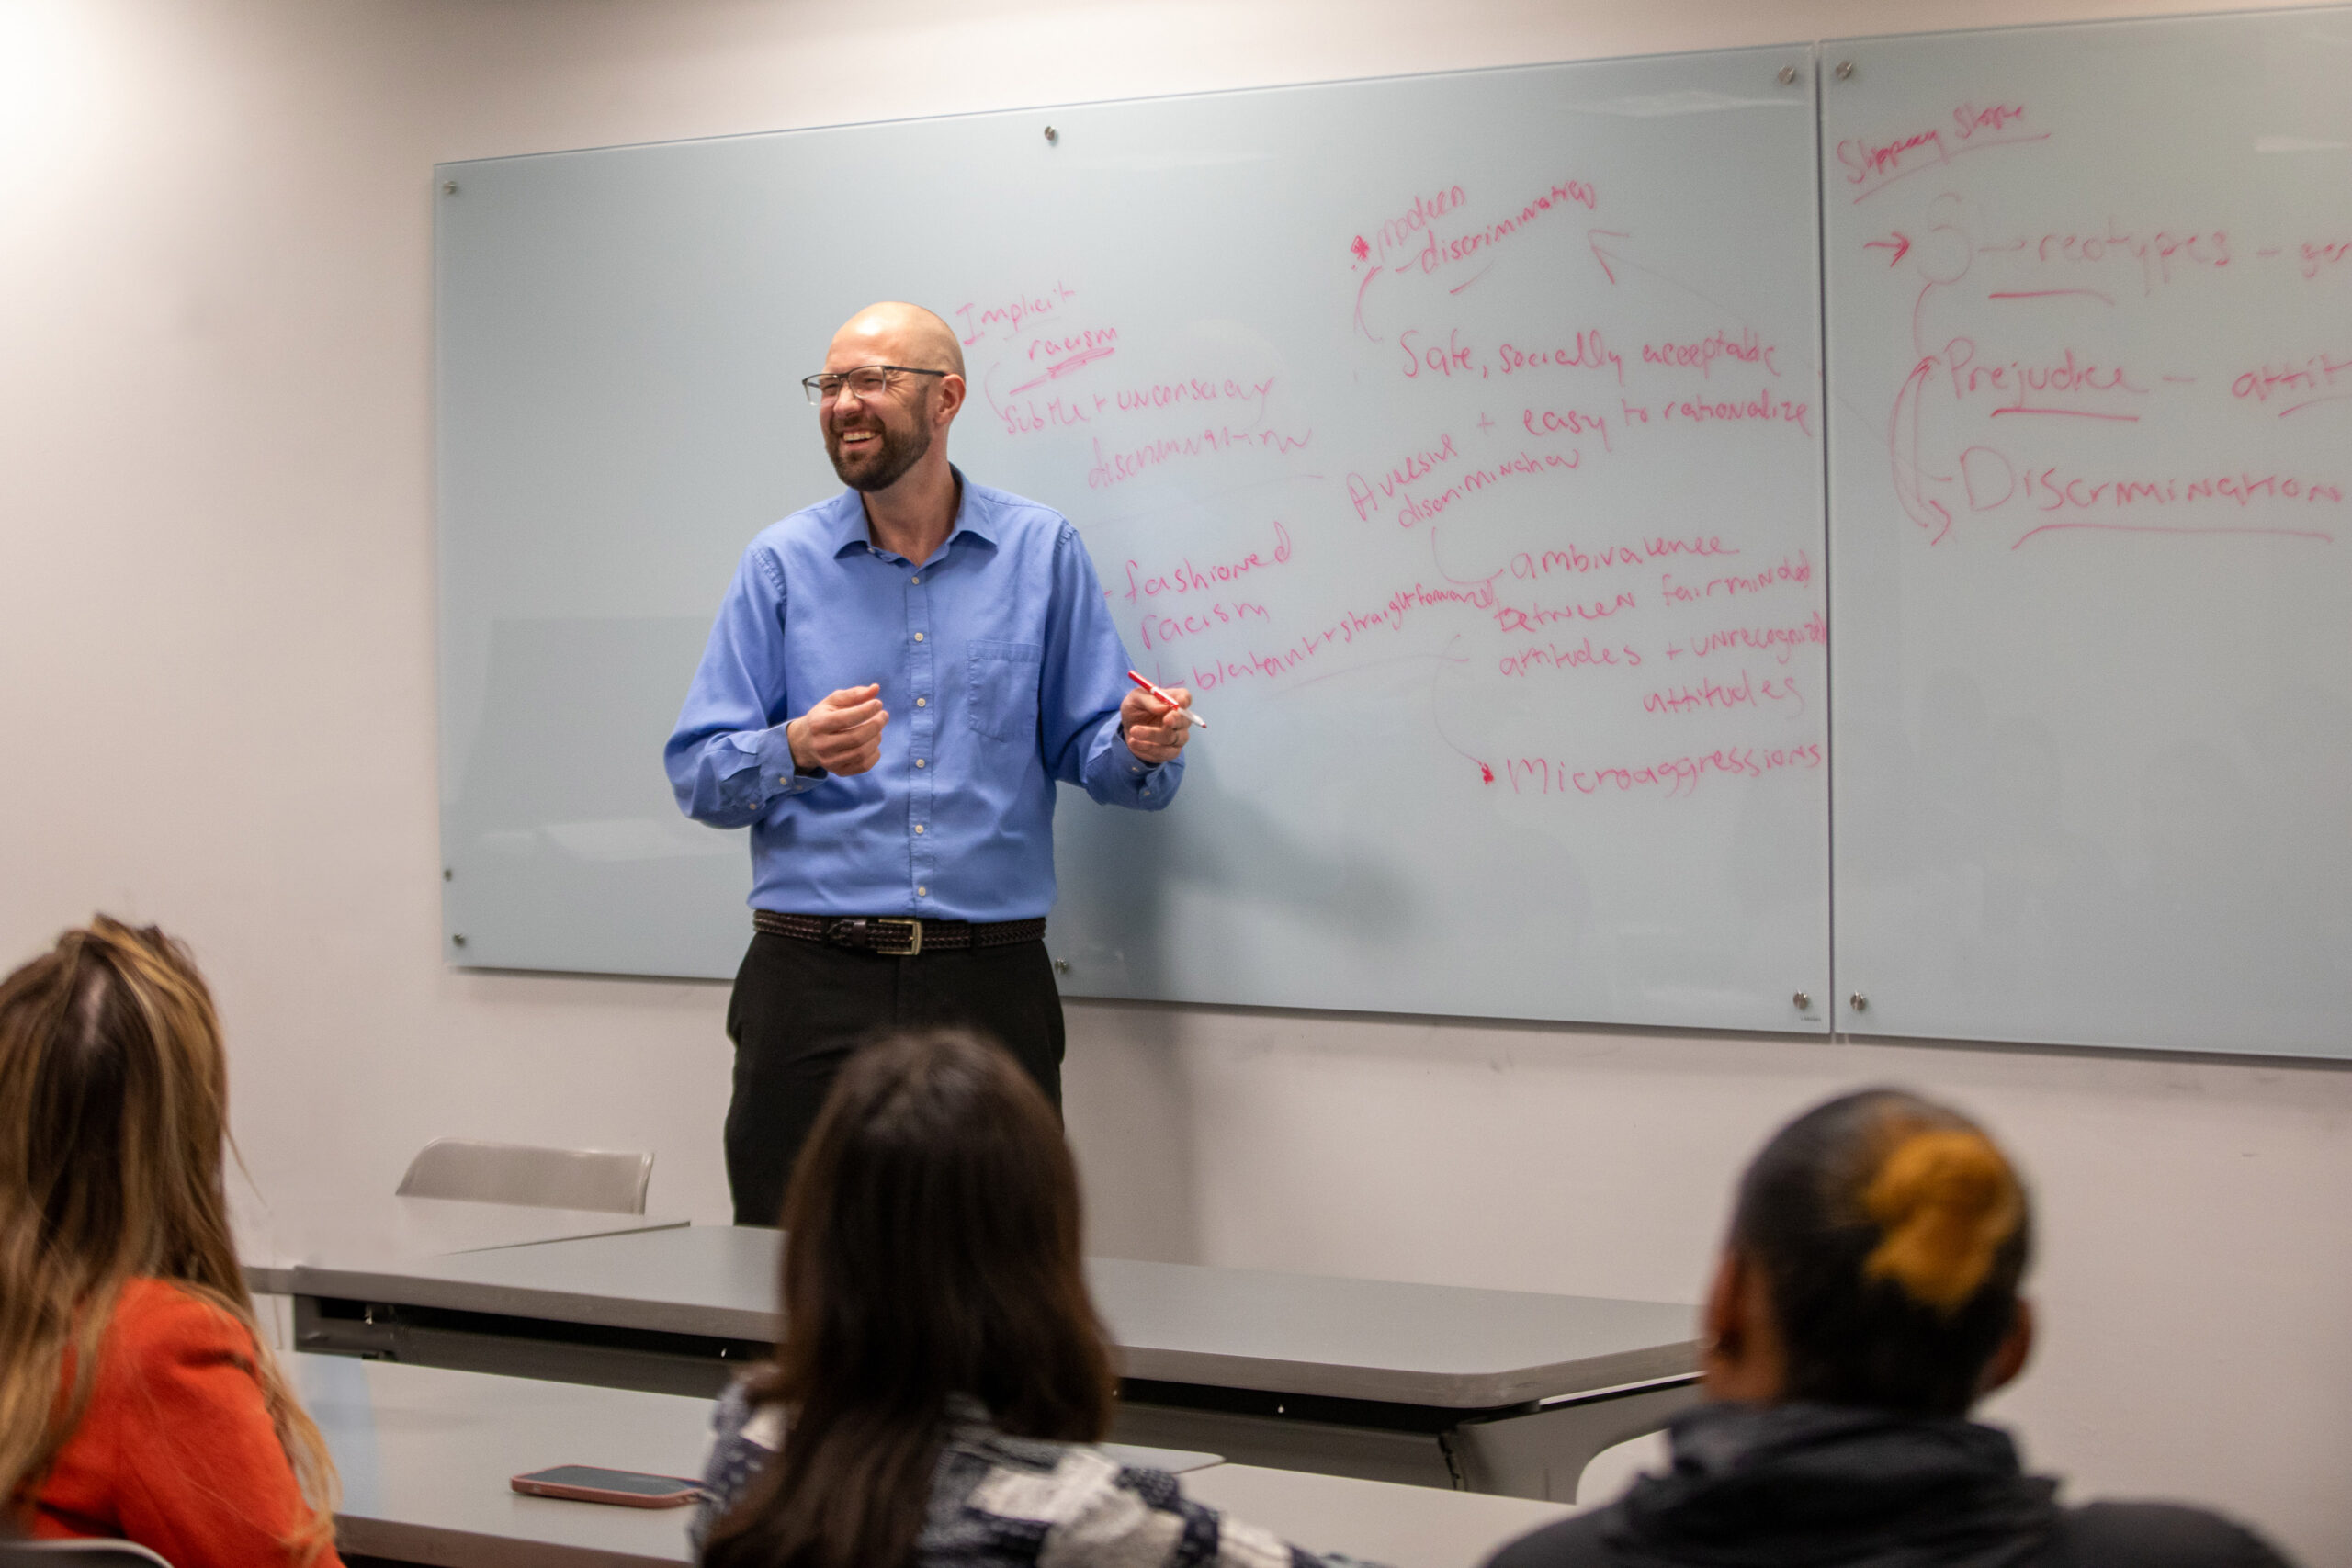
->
xmin=1367 ymin=175 xmax=1599 ymax=276
xmin=1086 ymin=424 xmax=1312 ymax=490
xmin=1345 ymin=434 xmax=1461 ymax=521
xmin=2231 ymin=351 xmax=2352 ymax=416
xmin=1659 ymin=388 xmax=1815 ymax=438
xmin=1494 ymin=744 xmax=1823 ymax=799
xmin=1399 ymin=329 xmax=1480 ymax=380
xmin=1658 ymin=552 xmax=1813 ymax=605
xmin=1185 ymin=581 xmax=1496 ymax=691
xmin=1522 ymin=406 xmax=1613 ymax=451
xmin=1362 ymin=185 xmax=1468 ymax=271
xmin=1492 ymin=591 xmax=1637 ymax=634
xmin=1642 ymin=671 xmax=1804 ymax=717
xmin=2297 ymin=239 xmax=2352 ymax=279
xmin=999 ymin=394 xmax=1101 ymax=436
xmin=1122 ymin=524 xmax=1294 ymax=605
xmin=1498 ymin=332 xmax=1623 ymax=384
xmin=1391 ymin=449 xmax=1581 ymax=528
xmin=1507 ymin=541 xmax=1649 ymax=578
xmin=1836 ymin=104 xmax=2045 ymax=201
xmin=1007 ymin=326 xmax=1119 ymax=393
xmin=1137 ymin=600 xmax=1271 ymax=651
xmin=1640 ymin=329 xmax=1781 ymax=378
xmin=953 ymin=282 xmax=1074 ymax=345
xmin=1958 ymin=447 xmax=2346 ymax=515
xmin=1942 ymin=339 xmax=2150 ymax=419
xmin=1668 ymin=610 xmax=1828 ymax=665
xmin=1114 ymin=376 xmax=1277 ymax=414
xmin=2028 ymin=224 xmax=2231 ymax=289
xmin=1497 ymin=637 xmax=1641 ymax=679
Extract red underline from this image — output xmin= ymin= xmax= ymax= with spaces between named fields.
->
xmin=2279 ymin=391 xmax=2352 ymax=417
xmin=1988 ymin=288 xmax=2116 ymax=306
xmin=2012 ymin=521 xmax=2336 ymax=550
xmin=1990 ymin=407 xmax=2141 ymax=422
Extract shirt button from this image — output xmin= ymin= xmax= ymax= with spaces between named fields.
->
xmin=917 ymin=886 xmax=927 ymax=896
xmin=916 ymin=697 xmax=927 ymax=707
xmin=1142 ymin=787 xmax=1151 ymax=795
xmin=916 ymin=758 xmax=927 ymax=768
xmin=1130 ymin=765 xmax=1140 ymax=774
xmin=911 ymin=576 xmax=921 ymax=584
xmin=915 ymin=824 xmax=925 ymax=834
xmin=913 ymin=632 xmax=924 ymax=642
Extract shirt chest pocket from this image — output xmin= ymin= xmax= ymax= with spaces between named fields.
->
xmin=967 ymin=639 xmax=1045 ymax=743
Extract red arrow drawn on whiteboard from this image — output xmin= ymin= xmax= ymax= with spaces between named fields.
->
xmin=1864 ymin=232 xmax=1913 ymax=266
xmin=1587 ymin=229 xmax=1633 ymax=284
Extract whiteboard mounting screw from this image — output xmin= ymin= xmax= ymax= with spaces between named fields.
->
xmin=1053 ymin=958 xmax=1070 ymax=975
xmin=1043 ymin=125 xmax=1058 ymax=143
xmin=442 ymin=180 xmax=458 ymax=195
xmin=1849 ymin=991 xmax=1869 ymax=1012
xmin=443 ymin=867 xmax=453 ymax=881
xmin=1778 ymin=65 xmax=1797 ymax=85
xmin=1792 ymin=991 xmax=1811 ymax=1010
xmin=451 ymin=933 xmax=467 ymax=948
xmin=1835 ymin=60 xmax=1854 ymax=80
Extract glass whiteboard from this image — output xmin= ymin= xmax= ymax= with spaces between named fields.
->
xmin=435 ymin=45 xmax=1833 ymax=1031
xmin=1823 ymin=10 xmax=2352 ymax=1055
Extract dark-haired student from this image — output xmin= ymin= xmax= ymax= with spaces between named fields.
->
xmin=694 ymin=1029 xmax=1384 ymax=1568
xmin=1485 ymin=1088 xmax=2295 ymax=1568
xmin=0 ymin=919 xmax=341 ymax=1567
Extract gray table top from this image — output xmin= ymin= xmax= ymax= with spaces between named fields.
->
xmin=297 ymin=1351 xmax=1557 ymax=1568
xmin=237 ymin=1191 xmax=687 ymax=1294
xmin=300 ymin=1352 xmax=1216 ymax=1568
xmin=294 ymin=1224 xmax=1698 ymax=1410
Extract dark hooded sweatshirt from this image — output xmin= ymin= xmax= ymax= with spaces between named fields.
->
xmin=1485 ymin=1404 xmax=2294 ymax=1568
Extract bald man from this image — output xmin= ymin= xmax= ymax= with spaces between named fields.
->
xmin=666 ymin=303 xmax=1193 ymax=1222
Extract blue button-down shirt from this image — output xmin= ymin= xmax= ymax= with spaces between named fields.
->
xmin=665 ymin=473 xmax=1182 ymax=921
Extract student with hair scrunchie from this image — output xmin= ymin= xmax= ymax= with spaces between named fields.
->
xmin=1487 ymin=1088 xmax=2295 ymax=1568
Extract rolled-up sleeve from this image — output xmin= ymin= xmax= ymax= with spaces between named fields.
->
xmin=666 ymin=545 xmax=820 ymax=829
xmin=1038 ymin=523 xmax=1183 ymax=810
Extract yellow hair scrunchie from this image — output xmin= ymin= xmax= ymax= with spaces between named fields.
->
xmin=1861 ymin=1127 xmax=2022 ymax=1314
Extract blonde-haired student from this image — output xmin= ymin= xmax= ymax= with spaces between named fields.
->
xmin=0 ymin=919 xmax=340 ymax=1568
xmin=1486 ymin=1088 xmax=2294 ymax=1568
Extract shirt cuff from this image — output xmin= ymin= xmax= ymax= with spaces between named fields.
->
xmin=755 ymin=724 xmax=824 ymax=797
xmin=1113 ymin=728 xmax=1171 ymax=787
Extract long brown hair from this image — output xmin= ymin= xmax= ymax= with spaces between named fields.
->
xmin=703 ymin=1029 xmax=1114 ymax=1568
xmin=1731 ymin=1087 xmax=2032 ymax=1416
xmin=0 ymin=918 xmax=338 ymax=1555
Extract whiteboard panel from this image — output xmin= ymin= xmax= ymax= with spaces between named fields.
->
xmin=1824 ymin=10 xmax=2352 ymax=1055
xmin=437 ymin=48 xmax=1832 ymax=1030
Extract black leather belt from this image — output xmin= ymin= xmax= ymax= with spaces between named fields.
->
xmin=752 ymin=910 xmax=1046 ymax=957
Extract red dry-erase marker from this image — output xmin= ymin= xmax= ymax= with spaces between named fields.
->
xmin=1126 ymin=671 xmax=1207 ymax=728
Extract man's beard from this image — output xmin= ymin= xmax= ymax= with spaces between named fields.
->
xmin=827 ymin=407 xmax=933 ymax=492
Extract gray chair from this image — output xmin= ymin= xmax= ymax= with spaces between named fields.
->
xmin=395 ymin=1138 xmax=653 ymax=1214
xmin=0 ymin=1543 xmax=175 ymax=1568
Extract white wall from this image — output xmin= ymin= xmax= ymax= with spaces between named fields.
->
xmin=2 ymin=0 xmax=2346 ymax=1560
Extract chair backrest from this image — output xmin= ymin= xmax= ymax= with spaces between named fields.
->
xmin=395 ymin=1138 xmax=653 ymax=1213
xmin=0 ymin=1542 xmax=176 ymax=1568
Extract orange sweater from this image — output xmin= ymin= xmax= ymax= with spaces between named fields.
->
xmin=33 ymin=1279 xmax=342 ymax=1568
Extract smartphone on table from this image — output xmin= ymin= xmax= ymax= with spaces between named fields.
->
xmin=511 ymin=1465 xmax=704 ymax=1507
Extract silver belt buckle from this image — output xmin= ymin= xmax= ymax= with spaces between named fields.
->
xmin=875 ymin=918 xmax=922 ymax=957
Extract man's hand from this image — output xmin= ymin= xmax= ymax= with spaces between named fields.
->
xmin=1120 ymin=686 xmax=1193 ymax=767
xmin=786 ymin=685 xmax=887 ymax=775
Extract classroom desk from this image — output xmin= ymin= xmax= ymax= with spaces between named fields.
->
xmin=297 ymin=1354 xmax=1221 ymax=1568
xmin=236 ymin=1192 xmax=688 ymax=1296
xmin=292 ymin=1225 xmax=1698 ymax=1499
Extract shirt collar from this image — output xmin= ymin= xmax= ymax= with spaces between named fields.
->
xmin=825 ymin=466 xmax=996 ymax=560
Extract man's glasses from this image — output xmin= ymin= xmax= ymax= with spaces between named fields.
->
xmin=802 ymin=365 xmax=951 ymax=404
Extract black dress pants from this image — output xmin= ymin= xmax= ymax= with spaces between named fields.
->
xmin=722 ymin=931 xmax=1065 ymax=1225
